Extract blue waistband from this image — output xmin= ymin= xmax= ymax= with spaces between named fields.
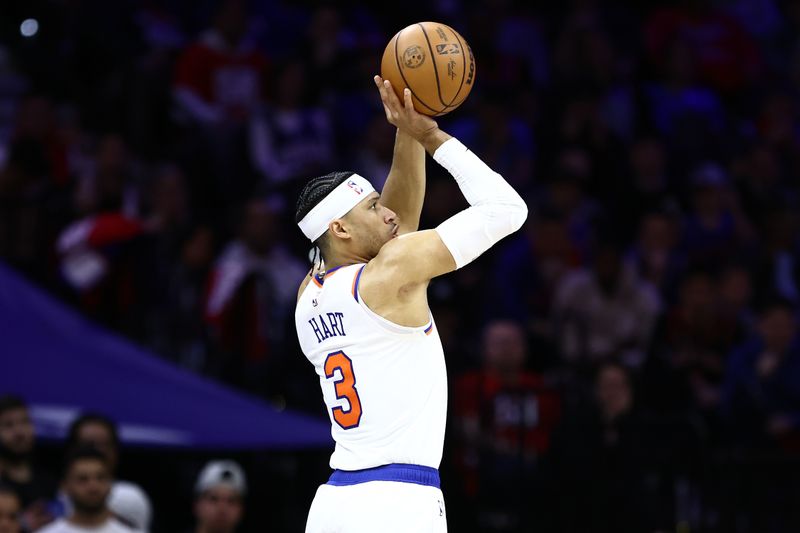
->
xmin=327 ymin=463 xmax=440 ymax=488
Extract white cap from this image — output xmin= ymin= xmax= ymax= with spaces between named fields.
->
xmin=108 ymin=481 xmax=152 ymax=532
xmin=194 ymin=460 xmax=247 ymax=496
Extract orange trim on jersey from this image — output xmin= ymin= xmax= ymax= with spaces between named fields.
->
xmin=424 ymin=323 xmax=433 ymax=335
xmin=312 ymin=276 xmax=323 ymax=288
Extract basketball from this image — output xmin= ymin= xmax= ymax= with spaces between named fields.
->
xmin=380 ymin=21 xmax=476 ymax=117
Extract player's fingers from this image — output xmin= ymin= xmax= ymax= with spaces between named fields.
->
xmin=382 ymin=103 xmax=392 ymax=121
xmin=375 ymin=76 xmax=389 ymax=101
xmin=383 ymin=80 xmax=402 ymax=110
xmin=402 ymin=88 xmax=414 ymax=112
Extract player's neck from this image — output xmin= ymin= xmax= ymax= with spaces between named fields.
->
xmin=324 ymin=251 xmax=370 ymax=271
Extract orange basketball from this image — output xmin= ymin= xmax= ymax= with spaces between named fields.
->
xmin=380 ymin=21 xmax=476 ymax=117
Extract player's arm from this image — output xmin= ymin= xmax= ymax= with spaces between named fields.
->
xmin=368 ymin=129 xmax=528 ymax=286
xmin=360 ymin=76 xmax=526 ymax=320
xmin=373 ymin=76 xmax=430 ymax=234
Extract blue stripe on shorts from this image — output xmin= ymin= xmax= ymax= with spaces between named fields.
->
xmin=327 ymin=463 xmax=440 ymax=488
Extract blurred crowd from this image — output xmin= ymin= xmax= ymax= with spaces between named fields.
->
xmin=1 ymin=0 xmax=800 ymax=531
xmin=0 ymin=395 xmax=248 ymax=533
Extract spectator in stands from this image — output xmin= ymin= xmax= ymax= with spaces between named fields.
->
xmin=172 ymin=0 xmax=270 ymax=219
xmin=205 ymin=196 xmax=306 ymax=393
xmin=552 ymin=236 xmax=661 ymax=369
xmin=645 ymin=268 xmax=740 ymax=418
xmin=249 ymin=60 xmax=334 ymax=192
xmin=172 ymin=0 xmax=267 ymax=128
xmin=154 ymin=224 xmax=217 ymax=372
xmin=190 ymin=460 xmax=245 ymax=533
xmin=752 ymin=207 xmax=800 ymax=307
xmin=36 ymin=447 xmax=133 ymax=533
xmin=0 ymin=396 xmax=56 ymax=532
xmin=722 ymin=297 xmax=800 ymax=451
xmin=447 ymin=93 xmax=535 ymax=192
xmin=680 ymin=162 xmax=756 ymax=273
xmin=0 ymin=485 xmax=21 ymax=533
xmin=0 ymin=93 xmax=72 ymax=285
xmin=61 ymin=415 xmax=151 ymax=532
xmin=486 ymin=209 xmax=579 ymax=365
xmin=613 ymin=136 xmax=681 ymax=243
xmin=627 ymin=210 xmax=686 ymax=304
xmin=717 ymin=263 xmax=758 ymax=341
xmin=72 ymin=134 xmax=139 ymax=219
xmin=56 ymin=134 xmax=155 ymax=339
xmin=452 ymin=319 xmax=561 ymax=532
xmin=643 ymin=35 xmax=726 ymax=164
xmin=731 ymin=142 xmax=791 ymax=227
xmin=545 ymin=362 xmax=675 ymax=533
xmin=539 ymin=147 xmax=604 ymax=258
xmin=644 ymin=0 xmax=762 ymax=93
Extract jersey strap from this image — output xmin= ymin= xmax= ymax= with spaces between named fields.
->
xmin=351 ymin=264 xmax=366 ymax=302
xmin=327 ymin=463 xmax=440 ymax=488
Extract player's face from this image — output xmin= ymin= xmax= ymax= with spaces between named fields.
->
xmin=195 ymin=486 xmax=243 ymax=532
xmin=0 ymin=493 xmax=21 ymax=533
xmin=64 ymin=459 xmax=112 ymax=514
xmin=346 ymin=193 xmax=398 ymax=259
xmin=0 ymin=408 xmax=34 ymax=456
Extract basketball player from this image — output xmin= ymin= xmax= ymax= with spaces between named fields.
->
xmin=295 ymin=75 xmax=528 ymax=532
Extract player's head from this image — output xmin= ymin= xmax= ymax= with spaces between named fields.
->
xmin=296 ymin=171 xmax=398 ymax=263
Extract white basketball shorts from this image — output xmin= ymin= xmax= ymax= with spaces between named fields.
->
xmin=305 ymin=464 xmax=447 ymax=533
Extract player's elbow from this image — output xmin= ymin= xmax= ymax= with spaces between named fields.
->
xmin=507 ymin=197 xmax=528 ymax=233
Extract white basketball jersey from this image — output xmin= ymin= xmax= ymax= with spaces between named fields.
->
xmin=295 ymin=263 xmax=448 ymax=471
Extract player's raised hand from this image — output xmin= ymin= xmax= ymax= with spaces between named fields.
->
xmin=374 ymin=75 xmax=438 ymax=143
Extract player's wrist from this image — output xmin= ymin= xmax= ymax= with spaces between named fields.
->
xmin=420 ymin=128 xmax=450 ymax=155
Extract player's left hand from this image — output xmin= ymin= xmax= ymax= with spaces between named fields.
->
xmin=374 ymin=75 xmax=438 ymax=144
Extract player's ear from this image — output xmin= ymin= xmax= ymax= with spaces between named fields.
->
xmin=329 ymin=219 xmax=351 ymax=241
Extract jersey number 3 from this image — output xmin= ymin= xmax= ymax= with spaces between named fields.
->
xmin=324 ymin=351 xmax=363 ymax=429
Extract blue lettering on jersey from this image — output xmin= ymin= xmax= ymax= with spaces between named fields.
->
xmin=328 ymin=312 xmax=346 ymax=336
xmin=308 ymin=313 xmax=346 ymax=343
xmin=308 ymin=318 xmax=324 ymax=343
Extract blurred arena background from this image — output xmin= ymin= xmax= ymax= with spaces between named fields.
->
xmin=0 ymin=0 xmax=799 ymax=531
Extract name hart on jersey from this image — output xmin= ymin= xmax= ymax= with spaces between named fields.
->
xmin=308 ymin=312 xmax=346 ymax=343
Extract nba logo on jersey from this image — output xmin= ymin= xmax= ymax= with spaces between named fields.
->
xmin=347 ymin=180 xmax=363 ymax=194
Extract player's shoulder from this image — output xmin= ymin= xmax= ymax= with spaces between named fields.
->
xmin=365 ymin=230 xmax=436 ymax=277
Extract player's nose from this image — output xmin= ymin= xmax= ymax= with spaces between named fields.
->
xmin=383 ymin=207 xmax=397 ymax=224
